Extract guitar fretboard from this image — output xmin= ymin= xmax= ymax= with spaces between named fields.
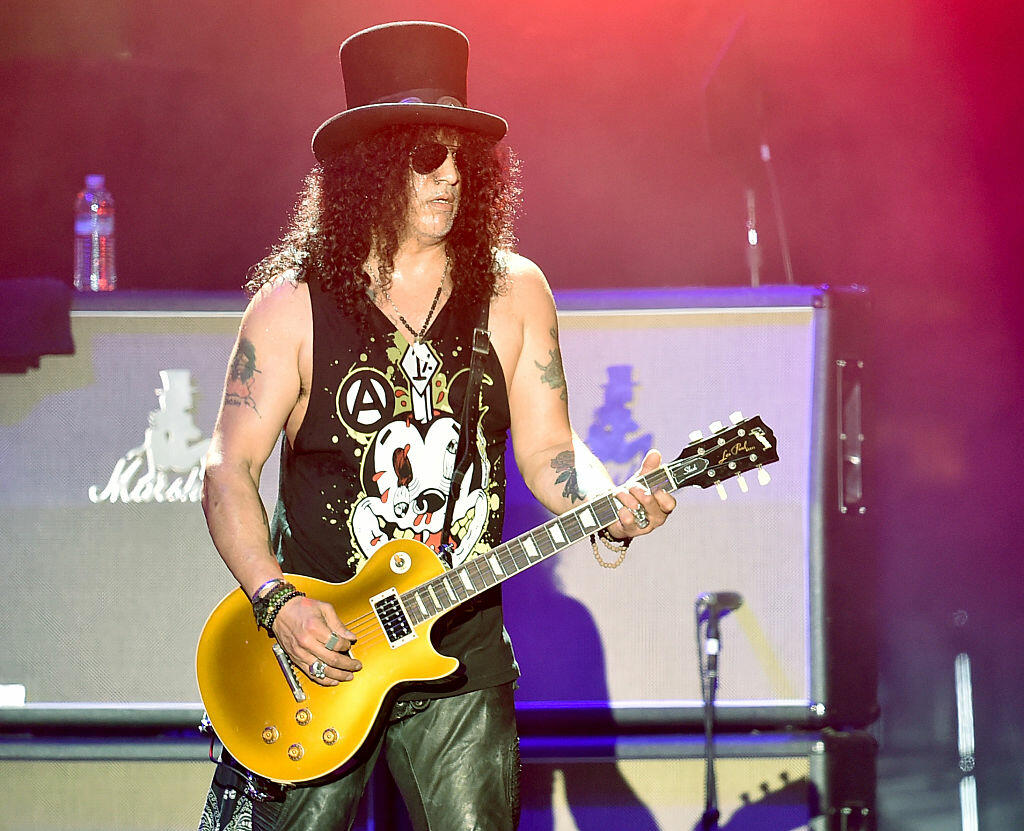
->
xmin=400 ymin=465 xmax=678 ymax=626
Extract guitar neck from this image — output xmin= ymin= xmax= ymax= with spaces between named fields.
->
xmin=398 ymin=413 xmax=778 ymax=628
xmin=400 ymin=464 xmax=679 ymax=627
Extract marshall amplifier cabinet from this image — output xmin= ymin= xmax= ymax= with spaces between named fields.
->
xmin=1 ymin=293 xmax=271 ymax=712
xmin=502 ymin=285 xmax=876 ymax=732
xmin=0 ymin=286 xmax=874 ymax=734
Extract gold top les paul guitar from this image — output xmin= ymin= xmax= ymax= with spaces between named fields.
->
xmin=196 ymin=414 xmax=779 ymax=784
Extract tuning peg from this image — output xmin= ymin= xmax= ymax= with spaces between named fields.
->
xmin=736 ymin=473 xmax=749 ymax=493
xmin=709 ymin=420 xmax=724 ymax=433
xmin=729 ymin=411 xmax=744 ymax=425
xmin=715 ymin=481 xmax=728 ymax=500
xmin=688 ymin=429 xmax=704 ymax=442
xmin=757 ymin=467 xmax=772 ymax=486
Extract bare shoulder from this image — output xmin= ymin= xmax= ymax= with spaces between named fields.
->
xmin=241 ymin=276 xmax=311 ymax=341
xmin=493 ymin=251 xmax=555 ymax=320
xmin=226 ymin=275 xmax=311 ymax=414
xmin=487 ymin=250 xmax=563 ymax=398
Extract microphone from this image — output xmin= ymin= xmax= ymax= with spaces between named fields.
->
xmin=696 ymin=591 xmax=744 ymax=622
xmin=697 ymin=591 xmax=744 ymax=682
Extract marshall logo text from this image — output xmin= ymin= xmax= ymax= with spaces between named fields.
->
xmin=88 ymin=369 xmax=211 ymax=505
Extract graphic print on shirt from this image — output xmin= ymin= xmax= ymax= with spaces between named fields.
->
xmin=331 ymin=334 xmax=497 ymax=573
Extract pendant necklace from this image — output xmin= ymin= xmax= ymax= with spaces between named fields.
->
xmin=376 ymin=255 xmax=449 ymax=344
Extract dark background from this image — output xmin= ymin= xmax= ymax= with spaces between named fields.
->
xmin=3 ymin=0 xmax=1021 ymax=825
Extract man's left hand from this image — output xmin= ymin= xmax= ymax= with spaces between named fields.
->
xmin=606 ymin=449 xmax=676 ymax=540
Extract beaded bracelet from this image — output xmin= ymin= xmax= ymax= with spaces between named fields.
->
xmin=252 ymin=581 xmax=290 ymax=623
xmin=261 ymin=589 xmax=305 ymax=634
xmin=257 ymin=584 xmax=299 ymax=622
xmin=253 ymin=580 xmax=303 ymax=632
xmin=591 ymin=527 xmax=631 ymax=569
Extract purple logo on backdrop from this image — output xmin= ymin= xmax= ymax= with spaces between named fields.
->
xmin=585 ymin=365 xmax=652 ymax=475
xmin=88 ymin=369 xmax=211 ymax=504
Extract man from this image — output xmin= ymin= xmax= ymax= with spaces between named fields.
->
xmin=198 ymin=21 xmax=675 ymax=831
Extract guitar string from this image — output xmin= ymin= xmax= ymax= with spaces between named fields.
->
xmin=336 ymin=550 xmax=537 ymax=646
xmin=337 ymin=497 xmax=630 ymax=646
xmin=307 ymin=457 xmax=769 ymax=671
xmin=339 ymin=535 xmax=569 ymax=639
xmin=337 ymin=530 xmax=594 ymax=648
xmin=326 ymin=470 xmax=676 ymax=643
xmin=323 ymin=461 xmax=740 ymax=649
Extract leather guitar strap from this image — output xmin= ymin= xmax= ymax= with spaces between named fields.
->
xmin=438 ymin=301 xmax=491 ymax=568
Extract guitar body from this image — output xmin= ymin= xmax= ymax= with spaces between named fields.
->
xmin=196 ymin=539 xmax=459 ymax=784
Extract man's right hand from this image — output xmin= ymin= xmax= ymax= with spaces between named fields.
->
xmin=271 ymin=595 xmax=362 ymax=686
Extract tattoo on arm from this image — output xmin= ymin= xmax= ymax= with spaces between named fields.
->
xmin=534 ymin=328 xmax=567 ymax=401
xmin=225 ymin=336 xmax=262 ymax=416
xmin=551 ymin=450 xmax=584 ymax=503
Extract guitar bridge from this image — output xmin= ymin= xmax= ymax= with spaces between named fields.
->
xmin=370 ymin=588 xmax=416 ymax=649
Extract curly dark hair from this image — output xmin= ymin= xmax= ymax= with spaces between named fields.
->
xmin=245 ymin=124 xmax=521 ymax=329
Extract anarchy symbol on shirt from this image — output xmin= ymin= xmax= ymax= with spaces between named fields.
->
xmin=335 ymin=369 xmax=396 ymax=436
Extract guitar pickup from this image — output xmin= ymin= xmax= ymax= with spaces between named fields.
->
xmin=370 ymin=588 xmax=417 ymax=649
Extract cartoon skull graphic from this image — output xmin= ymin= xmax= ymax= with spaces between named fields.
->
xmin=351 ymin=415 xmax=489 ymax=567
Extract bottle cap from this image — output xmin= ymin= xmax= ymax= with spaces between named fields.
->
xmin=85 ymin=174 xmax=106 ymax=189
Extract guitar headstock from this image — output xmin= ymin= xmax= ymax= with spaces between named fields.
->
xmin=667 ymin=413 xmax=779 ymax=497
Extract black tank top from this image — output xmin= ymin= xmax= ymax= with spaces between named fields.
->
xmin=270 ymin=278 xmax=519 ymax=696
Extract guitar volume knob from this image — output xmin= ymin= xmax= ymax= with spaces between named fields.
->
xmin=288 ymin=743 xmax=304 ymax=761
xmin=295 ymin=708 xmax=312 ymax=725
xmin=261 ymin=726 xmax=279 ymax=744
xmin=323 ymin=728 xmax=339 ymax=746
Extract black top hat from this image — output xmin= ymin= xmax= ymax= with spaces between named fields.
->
xmin=311 ymin=21 xmax=508 ymax=162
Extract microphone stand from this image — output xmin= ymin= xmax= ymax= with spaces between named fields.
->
xmin=698 ymin=604 xmax=722 ymax=830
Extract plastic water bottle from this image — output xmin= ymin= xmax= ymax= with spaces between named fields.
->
xmin=73 ymin=173 xmax=117 ymax=291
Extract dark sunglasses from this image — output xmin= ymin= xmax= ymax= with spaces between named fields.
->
xmin=409 ymin=141 xmax=461 ymax=175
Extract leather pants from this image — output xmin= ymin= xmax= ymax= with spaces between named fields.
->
xmin=201 ymin=683 xmax=520 ymax=831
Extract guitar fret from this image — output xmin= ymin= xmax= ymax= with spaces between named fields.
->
xmin=423 ymin=588 xmax=440 ymax=616
xmin=578 ymin=506 xmax=598 ymax=530
xmin=593 ymin=495 xmax=620 ymax=527
xmin=440 ymin=574 xmax=463 ymax=603
xmin=463 ymin=561 xmax=484 ymax=592
xmin=427 ymin=583 xmax=443 ymax=610
xmin=457 ymin=568 xmax=475 ymax=593
xmin=476 ymin=566 xmax=489 ymax=590
xmin=414 ymin=591 xmax=430 ymax=617
xmin=535 ymin=529 xmax=554 ymax=556
xmin=500 ymin=548 xmax=519 ymax=575
xmin=477 ymin=560 xmax=497 ymax=589
xmin=507 ymin=540 xmax=532 ymax=573
xmin=451 ymin=573 xmax=468 ymax=601
xmin=647 ymin=470 xmax=671 ymax=491
xmin=440 ymin=578 xmax=457 ymax=608
xmin=561 ymin=513 xmax=584 ymax=541
xmin=522 ymin=537 xmax=542 ymax=562
xmin=487 ymin=553 xmax=504 ymax=579
xmin=548 ymin=522 xmax=567 ymax=545
xmin=543 ymin=528 xmax=559 ymax=554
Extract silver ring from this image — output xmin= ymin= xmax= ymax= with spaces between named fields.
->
xmin=310 ymin=660 xmax=327 ymax=680
xmin=631 ymin=505 xmax=650 ymax=529
xmin=324 ymin=632 xmax=341 ymax=651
